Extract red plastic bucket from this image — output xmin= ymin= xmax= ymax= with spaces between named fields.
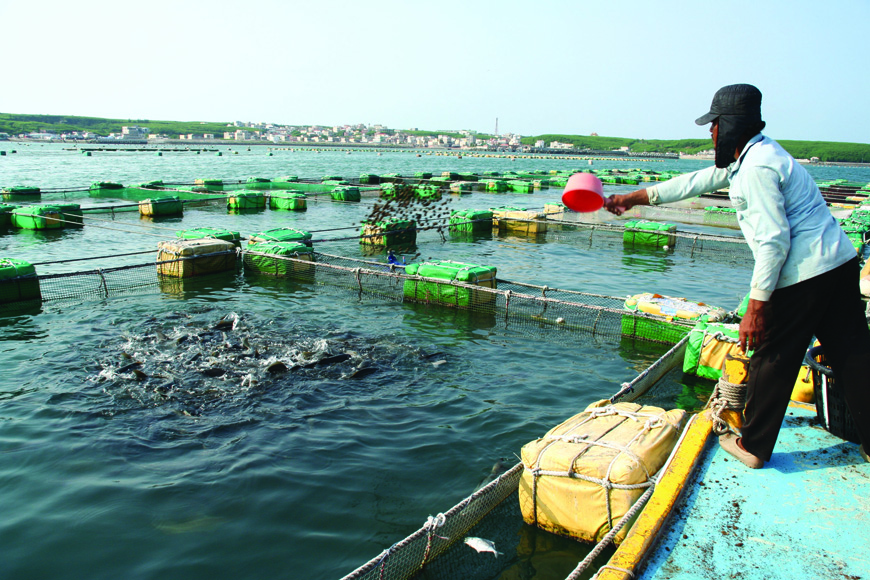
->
xmin=562 ymin=173 xmax=604 ymax=212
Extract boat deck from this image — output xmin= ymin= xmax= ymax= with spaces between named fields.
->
xmin=639 ymin=404 xmax=870 ymax=580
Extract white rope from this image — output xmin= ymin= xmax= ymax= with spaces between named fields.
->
xmin=528 ymin=405 xmax=675 ymax=532
xmin=710 ymin=377 xmax=747 ymax=436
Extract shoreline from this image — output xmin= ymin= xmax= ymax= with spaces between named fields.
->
xmin=5 ymin=138 xmax=870 ymax=167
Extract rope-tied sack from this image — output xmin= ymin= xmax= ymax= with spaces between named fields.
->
xmin=519 ymin=401 xmax=686 ymax=545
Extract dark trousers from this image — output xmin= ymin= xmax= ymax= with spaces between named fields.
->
xmin=742 ymin=258 xmax=870 ymax=461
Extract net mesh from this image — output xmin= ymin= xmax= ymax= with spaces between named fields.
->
xmin=341 ymin=464 xmax=524 ymax=580
xmin=338 ymin=336 xmax=690 ymax=580
xmin=1 ymin=250 xmax=699 ymax=346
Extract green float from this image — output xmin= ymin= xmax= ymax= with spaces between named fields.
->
xmin=227 ymin=192 xmax=266 ymax=210
xmin=269 ymin=191 xmax=307 ymax=211
xmin=249 ymin=227 xmax=312 ymax=247
xmin=0 ymin=258 xmax=41 ymax=303
xmin=244 ymin=242 xmax=314 ymax=278
xmin=176 ymin=227 xmax=241 ymax=248
xmin=331 ymin=186 xmax=361 ymax=202
xmin=403 ymin=260 xmax=497 ymax=308
xmin=449 ymin=209 xmax=493 ymax=233
xmin=11 ymin=205 xmax=63 ymax=229
xmin=140 ymin=196 xmax=183 ymax=217
xmin=623 ymin=220 xmax=677 ymax=248
xmin=0 ymin=204 xmax=19 ymax=227
xmin=53 ymin=203 xmax=84 ymax=226
xmin=360 ymin=219 xmax=416 ymax=247
xmin=89 ymin=181 xmax=124 ymax=190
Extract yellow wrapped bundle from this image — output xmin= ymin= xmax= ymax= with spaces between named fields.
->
xmin=491 ymin=207 xmax=547 ymax=234
xmin=519 ymin=401 xmax=687 ymax=544
xmin=157 ymin=239 xmax=236 ymax=278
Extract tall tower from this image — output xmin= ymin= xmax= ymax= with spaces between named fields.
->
xmin=494 ymin=117 xmax=498 ymax=137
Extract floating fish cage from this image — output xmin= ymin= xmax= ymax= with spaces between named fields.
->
xmin=11 ymin=205 xmax=64 ymax=230
xmin=360 ymin=219 xmax=416 ymax=247
xmin=132 ymin=180 xmax=165 ymax=190
xmin=2 ymin=186 xmax=41 ymax=196
xmin=193 ymin=178 xmax=224 ymax=191
xmin=449 ymin=209 xmax=493 ymax=233
xmin=243 ymin=242 xmax=315 ymax=278
xmin=491 ymin=206 xmax=547 ymax=235
xmin=358 ymin=173 xmax=380 ymax=185
xmin=139 ymin=196 xmax=184 ymax=217
xmin=156 ymin=239 xmax=238 ymax=278
xmin=89 ymin=181 xmax=124 ymax=191
xmin=249 ymin=227 xmax=312 ymax=247
xmin=331 ymin=186 xmax=361 ymax=202
xmin=403 ymin=260 xmax=497 ymax=308
xmin=269 ymin=191 xmax=307 ymax=211
xmin=507 ymin=180 xmax=534 ymax=193
xmin=0 ymin=204 xmax=19 ymax=227
xmin=623 ymin=219 xmax=677 ymax=248
xmin=53 ymin=203 xmax=83 ymax=226
xmin=620 ymin=292 xmax=726 ymax=343
xmin=227 ymin=192 xmax=266 ymax=210
xmin=449 ymin=181 xmax=476 ymax=194
xmin=0 ymin=258 xmax=41 ymax=303
xmin=176 ymin=227 xmax=241 ymax=248
xmin=485 ymin=180 xmax=509 ymax=192
xmin=414 ymin=184 xmax=441 ymax=200
xmin=543 ymin=202 xmax=567 ymax=220
xmin=245 ymin=177 xmax=272 ymax=190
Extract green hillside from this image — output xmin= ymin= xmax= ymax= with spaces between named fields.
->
xmin=0 ymin=113 xmax=232 ymax=138
xmin=521 ymin=134 xmax=870 ymax=162
xmin=2 ymin=113 xmax=869 ymax=162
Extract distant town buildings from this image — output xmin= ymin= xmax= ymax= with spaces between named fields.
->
xmin=121 ymin=126 xmax=149 ymax=139
xmin=6 ymin=119 xmax=601 ymax=153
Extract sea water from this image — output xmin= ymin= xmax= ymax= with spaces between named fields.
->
xmin=0 ymin=144 xmax=867 ymax=580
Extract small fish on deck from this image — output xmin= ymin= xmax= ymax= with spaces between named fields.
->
xmin=463 ymin=536 xmax=502 ymax=557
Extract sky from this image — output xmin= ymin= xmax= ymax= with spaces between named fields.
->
xmin=2 ymin=0 xmax=868 ymax=143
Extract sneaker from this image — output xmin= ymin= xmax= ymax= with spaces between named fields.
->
xmin=860 ymin=445 xmax=869 ymax=464
xmin=719 ymin=433 xmax=764 ymax=469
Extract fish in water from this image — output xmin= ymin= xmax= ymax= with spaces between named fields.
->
xmin=213 ymin=319 xmax=234 ymax=331
xmin=349 ymin=366 xmax=377 ymax=379
xmin=132 ymin=369 xmax=149 ymax=381
xmin=117 ymin=361 xmax=142 ymax=374
xmin=474 ymin=459 xmax=511 ymax=492
xmin=463 ymin=537 xmax=502 ymax=557
xmin=302 ymin=353 xmax=352 ymax=368
xmin=266 ymin=361 xmax=288 ymax=374
xmin=201 ymin=368 xmax=226 ymax=378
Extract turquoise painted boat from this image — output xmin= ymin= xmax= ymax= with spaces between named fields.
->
xmin=340 ymin=342 xmax=869 ymax=580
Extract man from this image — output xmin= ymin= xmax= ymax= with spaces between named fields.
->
xmin=604 ymin=84 xmax=870 ymax=468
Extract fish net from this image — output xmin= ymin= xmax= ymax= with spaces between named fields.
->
xmin=340 ymin=463 xmax=525 ymax=580
xmin=1 ymin=249 xmax=702 ymax=347
xmin=338 ymin=337 xmax=689 ymax=580
xmin=540 ymin=218 xmax=752 ymax=263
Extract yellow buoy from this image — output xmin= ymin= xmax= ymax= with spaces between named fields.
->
xmin=791 ymin=365 xmax=814 ymax=403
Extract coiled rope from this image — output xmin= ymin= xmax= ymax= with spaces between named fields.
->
xmin=710 ymin=377 xmax=747 ymax=436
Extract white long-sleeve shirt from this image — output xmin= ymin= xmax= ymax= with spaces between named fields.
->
xmin=647 ymin=134 xmax=854 ymax=301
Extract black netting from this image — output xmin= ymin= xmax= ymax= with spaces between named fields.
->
xmin=1 ymin=249 xmax=698 ymax=347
